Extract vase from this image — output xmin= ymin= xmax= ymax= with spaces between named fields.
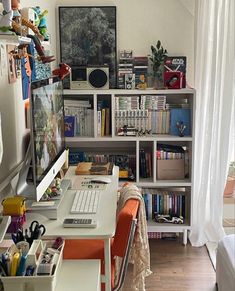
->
xmin=153 ymin=65 xmax=165 ymax=89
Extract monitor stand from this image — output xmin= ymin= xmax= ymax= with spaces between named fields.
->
xmin=16 ymin=140 xmax=36 ymax=200
xmin=16 ymin=141 xmax=71 ymax=219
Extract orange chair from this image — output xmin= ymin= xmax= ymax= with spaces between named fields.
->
xmin=63 ymin=198 xmax=139 ymax=291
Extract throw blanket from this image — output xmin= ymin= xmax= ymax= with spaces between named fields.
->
xmin=116 ymin=183 xmax=152 ymax=291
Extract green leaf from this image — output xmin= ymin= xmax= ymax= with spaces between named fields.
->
xmin=156 ymin=40 xmax=161 ymax=50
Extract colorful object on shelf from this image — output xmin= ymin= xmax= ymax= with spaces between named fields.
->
xmin=42 ymin=178 xmax=62 ymax=200
xmin=164 ymin=56 xmax=187 ymax=88
xmin=33 ymin=6 xmax=49 ymax=41
xmin=164 ymin=71 xmax=183 ymax=89
xmin=155 ymin=214 xmax=184 ymax=224
xmin=52 ymin=63 xmax=71 ymax=80
xmin=176 ymin=121 xmax=187 ymax=137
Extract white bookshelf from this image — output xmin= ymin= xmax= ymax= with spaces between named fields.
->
xmin=63 ymin=88 xmax=195 ymax=244
xmin=0 ymin=34 xmax=31 ymax=44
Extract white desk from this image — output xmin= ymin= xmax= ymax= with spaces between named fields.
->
xmin=56 ymin=260 xmax=101 ymax=291
xmin=26 ymin=166 xmax=119 ymax=291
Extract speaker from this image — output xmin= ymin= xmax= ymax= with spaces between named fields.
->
xmin=70 ymin=66 xmax=109 ymax=89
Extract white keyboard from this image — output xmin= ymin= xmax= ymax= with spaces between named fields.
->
xmin=70 ymin=190 xmax=100 ymax=214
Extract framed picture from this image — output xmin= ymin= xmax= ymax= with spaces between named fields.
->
xmin=59 ymin=6 xmax=117 ymax=88
xmin=6 ymin=45 xmax=17 ymax=83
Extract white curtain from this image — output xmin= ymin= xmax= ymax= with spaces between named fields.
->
xmin=0 ymin=113 xmax=3 ymax=164
xmin=190 ymin=0 xmax=235 ymax=246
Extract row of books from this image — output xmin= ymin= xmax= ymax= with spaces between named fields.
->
xmin=148 ymin=232 xmax=178 ymax=239
xmin=114 ymin=107 xmax=191 ymax=136
xmin=64 ymin=99 xmax=94 ymax=137
xmin=142 ymin=189 xmax=186 ymax=220
xmin=115 ymin=109 xmax=170 ymax=134
xmin=156 ymin=150 xmax=185 ymax=160
xmin=115 ymin=95 xmax=168 ymax=111
xmin=68 ymin=151 xmax=136 ymax=176
xmin=97 ymin=108 xmax=111 ymax=137
xmin=115 ymin=95 xmax=189 ymax=111
xmin=139 ymin=149 xmax=152 ymax=178
xmin=97 ymin=100 xmax=111 ymax=137
xmin=156 ymin=144 xmax=185 ymax=160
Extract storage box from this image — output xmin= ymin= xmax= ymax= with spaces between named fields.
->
xmin=157 ymin=159 xmax=185 ymax=180
xmin=0 ymin=240 xmax=64 ymax=291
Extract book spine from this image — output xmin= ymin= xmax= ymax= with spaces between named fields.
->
xmin=97 ymin=110 xmax=102 ymax=137
xmin=101 ymin=108 xmax=106 ymax=136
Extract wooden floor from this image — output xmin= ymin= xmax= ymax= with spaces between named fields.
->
xmin=123 ymin=238 xmax=216 ymax=291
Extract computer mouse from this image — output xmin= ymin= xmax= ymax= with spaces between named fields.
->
xmin=90 ymin=177 xmax=112 ymax=184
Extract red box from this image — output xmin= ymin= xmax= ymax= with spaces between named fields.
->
xmin=164 ymin=71 xmax=183 ymax=89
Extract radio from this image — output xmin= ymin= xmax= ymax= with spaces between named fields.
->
xmin=70 ymin=66 xmax=109 ymax=89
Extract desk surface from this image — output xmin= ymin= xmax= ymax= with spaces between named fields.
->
xmin=26 ymin=166 xmax=119 ymax=239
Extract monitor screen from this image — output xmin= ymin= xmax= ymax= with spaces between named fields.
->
xmin=16 ymin=77 xmax=67 ymax=202
xmin=31 ymin=77 xmax=65 ymax=182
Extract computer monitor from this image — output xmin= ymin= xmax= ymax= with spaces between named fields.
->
xmin=17 ymin=77 xmax=67 ymax=202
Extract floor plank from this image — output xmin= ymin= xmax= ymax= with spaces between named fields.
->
xmin=123 ymin=238 xmax=216 ymax=291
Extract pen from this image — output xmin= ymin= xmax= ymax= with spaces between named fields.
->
xmin=16 ymin=254 xmax=27 ymax=276
xmin=10 ymin=252 xmax=20 ymax=276
xmin=1 ymin=253 xmax=9 ymax=276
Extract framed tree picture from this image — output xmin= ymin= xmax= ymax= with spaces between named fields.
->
xmin=59 ymin=6 xmax=117 ymax=88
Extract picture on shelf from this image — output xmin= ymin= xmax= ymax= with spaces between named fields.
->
xmin=59 ymin=6 xmax=117 ymax=88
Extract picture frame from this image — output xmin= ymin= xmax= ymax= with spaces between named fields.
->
xmin=6 ymin=45 xmax=17 ymax=84
xmin=59 ymin=6 xmax=117 ymax=88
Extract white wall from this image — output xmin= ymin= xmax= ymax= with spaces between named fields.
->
xmin=21 ymin=0 xmax=195 ymax=86
xmin=0 ymin=41 xmax=27 ymax=192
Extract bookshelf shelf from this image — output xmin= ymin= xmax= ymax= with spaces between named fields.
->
xmin=0 ymin=34 xmax=31 ymax=44
xmin=64 ymin=88 xmax=195 ymax=245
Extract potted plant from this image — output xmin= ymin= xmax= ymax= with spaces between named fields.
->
xmin=149 ymin=40 xmax=168 ymax=88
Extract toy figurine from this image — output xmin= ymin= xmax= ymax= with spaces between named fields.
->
xmin=52 ymin=63 xmax=71 ymax=80
xmin=0 ymin=0 xmax=13 ymax=32
xmin=0 ymin=0 xmax=55 ymax=63
xmin=33 ymin=6 xmax=49 ymax=41
xmin=176 ymin=121 xmax=186 ymax=137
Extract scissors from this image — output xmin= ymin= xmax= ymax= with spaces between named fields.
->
xmin=26 ymin=220 xmax=46 ymax=245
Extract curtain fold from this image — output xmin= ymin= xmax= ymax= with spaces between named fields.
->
xmin=190 ymin=0 xmax=235 ymax=246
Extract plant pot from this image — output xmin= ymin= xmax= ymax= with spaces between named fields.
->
xmin=153 ymin=65 xmax=165 ymax=89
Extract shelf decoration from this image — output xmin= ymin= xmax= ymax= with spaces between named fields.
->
xmin=149 ymin=40 xmax=168 ymax=89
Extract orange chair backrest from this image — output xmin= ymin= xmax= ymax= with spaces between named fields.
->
xmin=112 ymin=199 xmax=139 ymax=258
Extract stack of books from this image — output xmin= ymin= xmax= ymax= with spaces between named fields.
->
xmin=75 ymin=162 xmax=114 ymax=175
xmin=114 ymin=95 xmax=171 ymax=135
xmin=142 ymin=188 xmax=186 ymax=221
xmin=64 ymin=99 xmax=94 ymax=137
xmin=133 ymin=56 xmax=148 ymax=89
xmin=118 ymin=50 xmax=134 ymax=89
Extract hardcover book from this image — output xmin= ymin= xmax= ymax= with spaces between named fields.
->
xmin=170 ymin=108 xmax=191 ymax=136
xmin=64 ymin=116 xmax=76 ymax=137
